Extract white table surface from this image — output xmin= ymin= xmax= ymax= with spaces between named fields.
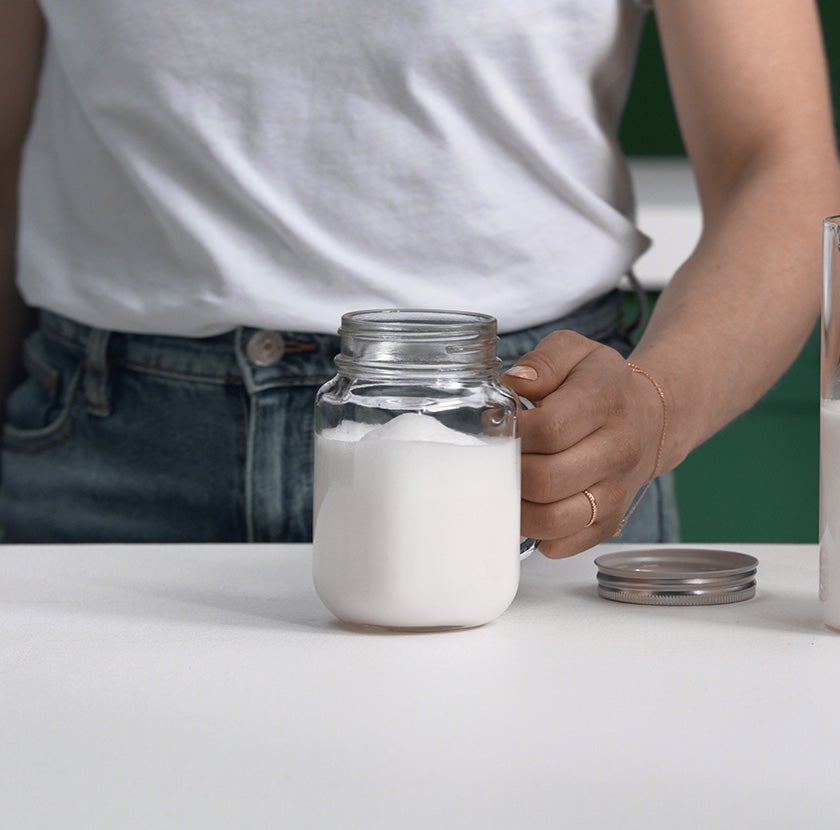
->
xmin=1 ymin=542 xmax=837 ymax=830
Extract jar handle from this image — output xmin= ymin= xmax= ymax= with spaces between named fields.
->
xmin=520 ymin=537 xmax=538 ymax=560
xmin=519 ymin=395 xmax=539 ymax=560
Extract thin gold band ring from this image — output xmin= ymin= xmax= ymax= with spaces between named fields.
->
xmin=583 ymin=489 xmax=598 ymax=528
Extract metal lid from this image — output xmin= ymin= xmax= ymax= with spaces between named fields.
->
xmin=594 ymin=548 xmax=758 ymax=606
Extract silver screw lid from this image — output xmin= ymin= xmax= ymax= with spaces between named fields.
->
xmin=594 ymin=548 xmax=758 ymax=606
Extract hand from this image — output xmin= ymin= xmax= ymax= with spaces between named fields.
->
xmin=503 ymin=331 xmax=665 ymax=558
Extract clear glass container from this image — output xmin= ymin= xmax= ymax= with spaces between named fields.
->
xmin=821 ymin=216 xmax=840 ymax=631
xmin=312 ymin=309 xmax=527 ymax=630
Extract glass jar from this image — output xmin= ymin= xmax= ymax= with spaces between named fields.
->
xmin=822 ymin=215 xmax=840 ymax=631
xmin=312 ymin=309 xmax=528 ymax=630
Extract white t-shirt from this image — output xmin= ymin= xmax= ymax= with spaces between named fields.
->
xmin=18 ymin=1 xmax=651 ymax=336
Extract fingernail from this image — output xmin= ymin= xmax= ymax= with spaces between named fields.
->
xmin=504 ymin=364 xmax=538 ymax=380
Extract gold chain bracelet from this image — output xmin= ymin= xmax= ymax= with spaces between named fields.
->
xmin=617 ymin=362 xmax=669 ymax=535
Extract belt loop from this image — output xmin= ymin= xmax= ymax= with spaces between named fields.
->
xmin=84 ymin=327 xmax=112 ymax=417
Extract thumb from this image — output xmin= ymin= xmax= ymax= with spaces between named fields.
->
xmin=501 ymin=330 xmax=601 ymax=402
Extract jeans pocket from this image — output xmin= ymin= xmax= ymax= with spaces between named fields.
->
xmin=2 ymin=332 xmax=85 ymax=452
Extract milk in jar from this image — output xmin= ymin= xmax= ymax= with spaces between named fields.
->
xmin=313 ymin=413 xmax=521 ymax=629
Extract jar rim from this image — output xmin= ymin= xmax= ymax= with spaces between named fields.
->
xmin=339 ymin=309 xmax=497 ymax=338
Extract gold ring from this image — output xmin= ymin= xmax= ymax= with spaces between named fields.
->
xmin=583 ymin=489 xmax=598 ymax=528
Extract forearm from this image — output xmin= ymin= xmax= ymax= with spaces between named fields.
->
xmin=0 ymin=162 xmax=36 ymax=411
xmin=626 ymin=0 xmax=840 ymax=474
xmin=630 ymin=150 xmax=839 ymax=471
xmin=0 ymin=1 xmax=46 ymax=412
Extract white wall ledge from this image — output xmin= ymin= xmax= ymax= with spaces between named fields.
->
xmin=628 ymin=156 xmax=702 ymax=291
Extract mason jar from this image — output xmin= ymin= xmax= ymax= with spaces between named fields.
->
xmin=312 ymin=309 xmax=530 ymax=630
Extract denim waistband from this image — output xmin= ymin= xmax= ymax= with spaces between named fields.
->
xmin=38 ymin=289 xmax=627 ymax=391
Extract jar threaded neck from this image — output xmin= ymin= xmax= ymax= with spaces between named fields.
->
xmin=336 ymin=309 xmax=501 ymax=377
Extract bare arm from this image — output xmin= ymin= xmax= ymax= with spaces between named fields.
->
xmin=0 ymin=1 xmax=45 ymax=411
xmin=632 ymin=0 xmax=840 ymax=468
xmin=504 ymin=0 xmax=840 ymax=556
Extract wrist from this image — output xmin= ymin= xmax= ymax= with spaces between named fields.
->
xmin=626 ymin=361 xmax=668 ymax=480
xmin=626 ymin=342 xmax=711 ymax=473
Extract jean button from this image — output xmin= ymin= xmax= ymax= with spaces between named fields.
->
xmin=247 ymin=330 xmax=286 ymax=366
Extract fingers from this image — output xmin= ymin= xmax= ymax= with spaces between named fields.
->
xmin=521 ymin=423 xmax=642 ymax=503
xmin=521 ymin=482 xmax=626 ymax=559
xmin=505 ymin=332 xmax=633 ymax=454
xmin=503 ymin=329 xmax=601 ymax=404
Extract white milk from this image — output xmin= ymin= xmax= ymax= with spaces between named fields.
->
xmin=312 ymin=412 xmax=521 ymax=628
xmin=820 ymin=399 xmax=840 ymax=629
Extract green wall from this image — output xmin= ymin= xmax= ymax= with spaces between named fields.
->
xmin=619 ymin=4 xmax=838 ymax=542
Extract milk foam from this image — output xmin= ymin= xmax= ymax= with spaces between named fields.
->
xmin=312 ymin=413 xmax=521 ymax=628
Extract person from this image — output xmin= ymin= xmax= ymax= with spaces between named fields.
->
xmin=1 ymin=0 xmax=838 ymax=551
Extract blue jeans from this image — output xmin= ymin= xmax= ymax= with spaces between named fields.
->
xmin=0 ymin=291 xmax=678 ymax=543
